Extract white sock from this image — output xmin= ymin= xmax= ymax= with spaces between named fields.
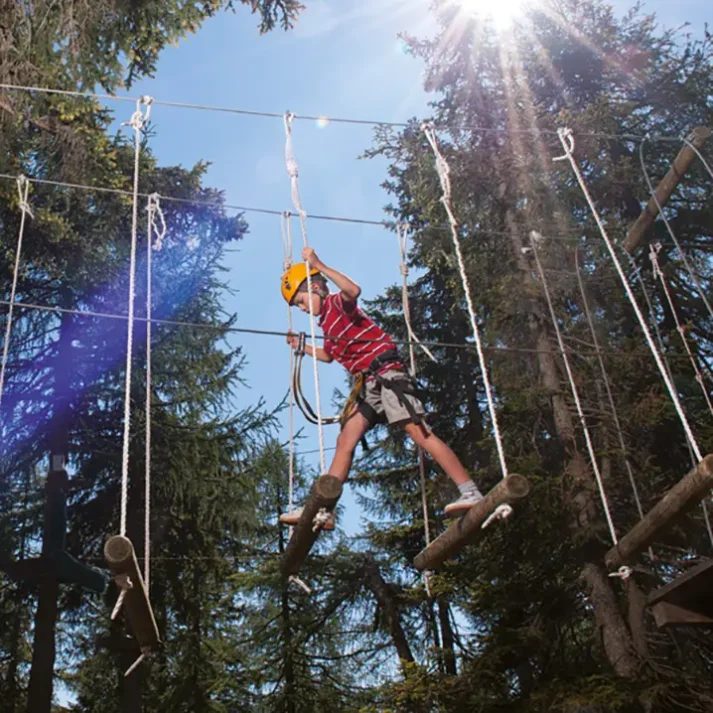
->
xmin=457 ymin=480 xmax=479 ymax=496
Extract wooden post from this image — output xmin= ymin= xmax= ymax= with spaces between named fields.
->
xmin=605 ymin=454 xmax=713 ymax=569
xmin=623 ymin=126 xmax=711 ymax=254
xmin=413 ymin=474 xmax=530 ymax=571
xmin=280 ymin=475 xmax=342 ymax=576
xmin=104 ymin=536 xmax=160 ymax=651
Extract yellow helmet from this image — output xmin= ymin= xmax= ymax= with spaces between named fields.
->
xmin=281 ymin=263 xmax=320 ymax=304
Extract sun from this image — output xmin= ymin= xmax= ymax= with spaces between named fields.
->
xmin=454 ymin=0 xmax=527 ymax=29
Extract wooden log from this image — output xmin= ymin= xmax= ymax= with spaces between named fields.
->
xmin=605 ymin=455 xmax=713 ymax=569
xmin=413 ymin=474 xmax=530 ymax=572
xmin=623 ymin=126 xmax=711 ymax=254
xmin=104 ymin=536 xmax=160 ymax=651
xmin=280 ymin=475 xmax=343 ymax=576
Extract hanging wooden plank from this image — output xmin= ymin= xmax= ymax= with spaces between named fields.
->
xmin=623 ymin=126 xmax=711 ymax=254
xmin=280 ymin=474 xmax=343 ymax=576
xmin=605 ymin=455 xmax=713 ymax=569
xmin=104 ymin=535 xmax=160 ymax=651
xmin=413 ymin=474 xmax=530 ymax=571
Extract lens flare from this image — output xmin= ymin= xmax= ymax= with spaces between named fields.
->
xmin=455 ymin=0 xmax=526 ymax=29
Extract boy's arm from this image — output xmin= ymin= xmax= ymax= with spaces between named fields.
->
xmin=287 ymin=332 xmax=333 ymax=363
xmin=303 ymin=247 xmax=361 ymax=303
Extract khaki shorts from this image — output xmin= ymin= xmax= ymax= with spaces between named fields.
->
xmin=357 ymin=368 xmax=426 ymax=429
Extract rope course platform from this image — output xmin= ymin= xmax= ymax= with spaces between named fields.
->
xmin=647 ymin=558 xmax=713 ymax=627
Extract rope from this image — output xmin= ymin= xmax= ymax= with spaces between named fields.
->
xmin=422 ymin=122 xmax=509 ymax=479
xmin=649 ymin=243 xmax=713 ymax=418
xmin=396 ymin=223 xmax=437 ymax=369
xmin=555 ymin=128 xmax=703 ymax=462
xmin=144 ymin=193 xmax=165 ymax=593
xmin=639 ymin=136 xmax=713 ymax=324
xmin=0 ymin=81 xmax=680 ymax=141
xmin=0 ymin=176 xmax=32 ymax=408
xmin=119 ymin=96 xmax=153 ymax=537
xmin=284 ymin=112 xmax=326 ymax=474
xmin=574 ymin=249 xmax=651 ymax=555
xmin=281 ymin=211 xmax=296 ymax=516
xmin=396 ymin=223 xmax=434 ymax=596
xmin=529 ymin=232 xmax=619 ymax=546
xmin=679 ymin=133 xmax=713 ymax=180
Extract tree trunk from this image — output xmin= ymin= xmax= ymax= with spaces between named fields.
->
xmin=364 ymin=556 xmax=414 ymax=665
xmin=27 ymin=288 xmax=73 ymax=713
xmin=26 ymin=578 xmax=60 ymax=713
xmin=437 ymin=599 xmax=457 ymax=676
xmin=580 ymin=564 xmax=640 ymax=677
xmin=508 ymin=214 xmax=640 ymax=678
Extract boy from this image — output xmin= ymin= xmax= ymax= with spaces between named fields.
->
xmin=279 ymin=247 xmax=483 ymax=529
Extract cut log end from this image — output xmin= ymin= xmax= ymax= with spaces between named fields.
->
xmin=503 ymin=473 xmax=530 ymax=499
xmin=104 ymin=535 xmax=134 ymax=569
xmin=313 ymin=474 xmax=343 ymax=501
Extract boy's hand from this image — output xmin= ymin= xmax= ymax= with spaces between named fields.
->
xmin=302 ymin=247 xmax=324 ymax=270
xmin=286 ymin=331 xmax=299 ymax=350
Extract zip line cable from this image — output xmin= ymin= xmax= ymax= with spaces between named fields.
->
xmin=1 ymin=298 xmax=708 ymax=363
xmin=0 ymin=81 xmax=684 ymax=142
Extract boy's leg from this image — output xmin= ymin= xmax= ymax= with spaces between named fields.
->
xmin=278 ymin=412 xmax=370 ymax=528
xmin=328 ymin=411 xmax=371 ymax=483
xmin=403 ymin=423 xmax=470 ymax=486
xmin=403 ymin=423 xmax=483 ymax=516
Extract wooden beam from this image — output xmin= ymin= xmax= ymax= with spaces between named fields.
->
xmin=623 ymin=126 xmax=711 ymax=254
xmin=605 ymin=455 xmax=713 ymax=569
xmin=650 ymin=601 xmax=713 ymax=628
xmin=413 ymin=474 xmax=530 ymax=572
xmin=280 ymin=475 xmax=343 ymax=576
xmin=104 ymin=536 xmax=160 ymax=651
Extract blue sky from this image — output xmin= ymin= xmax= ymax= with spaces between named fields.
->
xmin=111 ymin=0 xmax=710 ymax=536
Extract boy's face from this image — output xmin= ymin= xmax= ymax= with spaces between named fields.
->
xmin=293 ymin=289 xmax=323 ymax=316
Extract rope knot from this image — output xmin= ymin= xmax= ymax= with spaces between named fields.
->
xmin=312 ymin=507 xmax=332 ymax=532
xmin=608 ymin=566 xmax=633 ymax=581
xmin=147 ymin=193 xmax=167 ymax=251
xmin=399 ymin=263 xmax=409 ymax=277
xmin=16 ymin=175 xmax=33 ymax=218
xmin=124 ymin=96 xmax=153 ymax=131
xmin=553 ymin=127 xmax=575 ymax=162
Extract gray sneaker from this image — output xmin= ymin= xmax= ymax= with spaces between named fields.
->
xmin=279 ymin=507 xmax=335 ymax=530
xmin=444 ymin=490 xmax=484 ymax=516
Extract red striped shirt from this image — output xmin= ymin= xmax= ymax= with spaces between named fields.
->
xmin=319 ymin=293 xmax=396 ymax=375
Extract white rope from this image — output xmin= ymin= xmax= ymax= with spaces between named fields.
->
xmin=281 ymin=211 xmax=296 ymax=518
xmin=396 ymin=223 xmax=437 ymax=371
xmin=120 ymin=96 xmax=153 ymax=537
xmin=144 ymin=193 xmax=165 ymax=593
xmin=288 ymin=574 xmax=312 ymax=594
xmin=396 ymin=223 xmax=436 ymax=596
xmin=0 ymin=176 xmax=32 ymax=408
xmin=649 ymin=243 xmax=713 ymax=417
xmin=639 ymin=136 xmax=713 ymax=325
xmin=111 ymin=573 xmax=133 ymax=619
xmin=680 ymin=133 xmax=713 ymax=180
xmin=284 ymin=112 xmax=326 ymax=474
xmin=312 ymin=507 xmax=331 ymax=532
xmin=555 ymin=128 xmax=703 ymax=463
xmin=574 ymin=250 xmax=651 ymax=557
xmin=529 ymin=232 xmax=619 ymax=546
xmin=422 ymin=123 xmax=509 ymax=479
